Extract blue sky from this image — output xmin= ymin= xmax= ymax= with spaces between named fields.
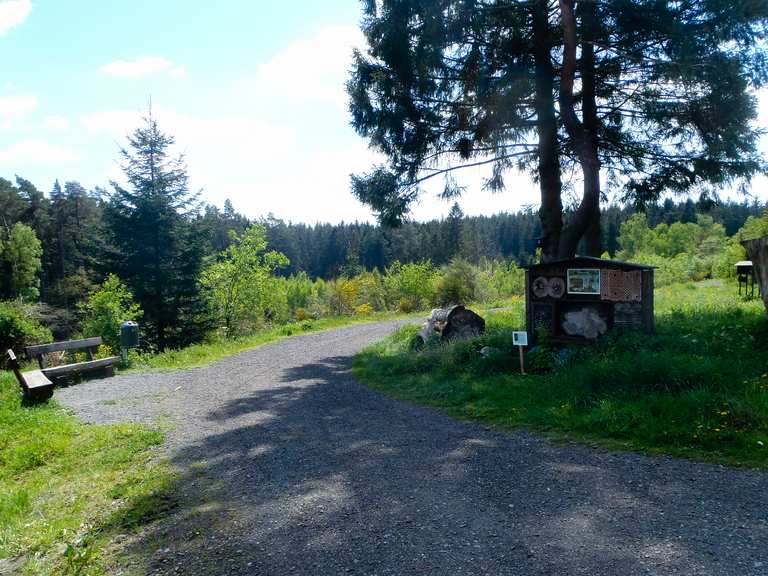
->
xmin=0 ymin=0 xmax=533 ymax=223
xmin=0 ymin=1 xmax=764 ymax=224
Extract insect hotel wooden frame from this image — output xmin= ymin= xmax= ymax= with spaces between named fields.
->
xmin=524 ymin=256 xmax=655 ymax=345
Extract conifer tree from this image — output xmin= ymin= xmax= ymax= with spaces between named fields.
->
xmin=348 ymin=0 xmax=768 ymax=260
xmin=105 ymin=112 xmax=210 ymax=350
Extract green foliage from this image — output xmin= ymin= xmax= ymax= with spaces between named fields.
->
xmin=105 ymin=113 xmax=211 ymax=351
xmin=0 ymin=223 xmax=42 ymax=301
xmin=737 ymin=210 xmax=768 ymax=242
xmin=79 ymin=274 xmax=142 ymax=353
xmin=202 ymin=225 xmax=289 ymax=337
xmin=355 ymin=282 xmax=768 ymax=467
xmin=383 ymin=261 xmax=438 ymax=311
xmin=0 ymin=301 xmax=52 ymax=366
xmin=435 ymin=259 xmax=477 ymax=306
xmin=348 ymin=0 xmax=768 ymax=258
xmin=617 ymin=212 xmax=764 ymax=285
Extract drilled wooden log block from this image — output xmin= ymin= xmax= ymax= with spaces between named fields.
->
xmin=412 ymin=306 xmax=486 ymax=349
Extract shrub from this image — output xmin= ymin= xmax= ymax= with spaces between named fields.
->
xmin=436 ymin=259 xmax=476 ymax=306
xmin=294 ymin=308 xmax=311 ymax=321
xmin=384 ymin=261 xmax=437 ymax=311
xmin=398 ymin=297 xmax=416 ymax=313
xmin=284 ymin=272 xmax=319 ymax=312
xmin=328 ymin=278 xmax=360 ymax=315
xmin=474 ymin=260 xmax=525 ymax=304
xmin=355 ymin=303 xmax=375 ymax=316
xmin=79 ymin=275 xmax=142 ymax=353
xmin=0 ymin=301 xmax=52 ymax=367
xmin=356 ymin=271 xmax=387 ymax=311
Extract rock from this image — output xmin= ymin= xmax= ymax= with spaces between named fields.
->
xmin=480 ymin=346 xmax=501 ymax=358
xmin=561 ymin=307 xmax=608 ymax=339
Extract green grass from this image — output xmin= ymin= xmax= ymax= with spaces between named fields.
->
xmin=0 ymin=372 xmax=176 ymax=575
xmin=128 ymin=312 xmax=409 ymax=372
xmin=354 ymin=281 xmax=768 ymax=467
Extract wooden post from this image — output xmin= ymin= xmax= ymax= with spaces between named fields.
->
xmin=518 ymin=345 xmax=526 ymax=375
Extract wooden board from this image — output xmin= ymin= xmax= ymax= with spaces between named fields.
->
xmin=22 ymin=369 xmax=53 ymax=389
xmin=26 ymin=337 xmax=103 ymax=356
xmin=42 ymin=356 xmax=118 ymax=378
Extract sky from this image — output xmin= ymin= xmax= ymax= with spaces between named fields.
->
xmin=0 ymin=1 xmax=765 ymax=224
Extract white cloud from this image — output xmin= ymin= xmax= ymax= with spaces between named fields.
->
xmin=239 ymin=25 xmax=365 ymax=111
xmin=169 ymin=66 xmax=188 ymax=78
xmin=43 ymin=115 xmax=69 ymax=131
xmin=0 ymin=0 xmax=31 ymax=37
xmin=81 ymin=108 xmax=143 ymax=136
xmin=0 ymin=93 xmax=38 ymax=124
xmin=100 ymin=56 xmax=179 ymax=78
xmin=0 ymin=139 xmax=82 ymax=165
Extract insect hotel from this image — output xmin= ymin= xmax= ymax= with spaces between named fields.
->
xmin=524 ymin=256 xmax=655 ymax=345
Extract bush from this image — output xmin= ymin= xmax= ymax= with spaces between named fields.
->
xmin=435 ymin=259 xmax=476 ymax=306
xmin=384 ymin=261 xmax=437 ymax=311
xmin=328 ymin=278 xmax=360 ymax=315
xmin=355 ymin=303 xmax=375 ymax=316
xmin=79 ymin=275 xmax=142 ymax=353
xmin=474 ymin=260 xmax=525 ymax=304
xmin=0 ymin=301 xmax=52 ymax=367
xmin=294 ymin=308 xmax=312 ymax=321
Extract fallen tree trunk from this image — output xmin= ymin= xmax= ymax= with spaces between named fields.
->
xmin=412 ymin=305 xmax=486 ymax=349
xmin=743 ymin=236 xmax=768 ymax=314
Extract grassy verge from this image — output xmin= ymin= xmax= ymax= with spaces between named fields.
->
xmin=354 ymin=281 xmax=768 ymax=467
xmin=128 ymin=312 xmax=410 ymax=372
xmin=0 ymin=371 xmax=175 ymax=575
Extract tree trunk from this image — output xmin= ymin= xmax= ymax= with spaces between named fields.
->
xmin=580 ymin=0 xmax=602 ymax=257
xmin=743 ymin=237 xmax=768 ymax=314
xmin=557 ymin=0 xmax=602 ymax=258
xmin=532 ymin=0 xmax=563 ymax=263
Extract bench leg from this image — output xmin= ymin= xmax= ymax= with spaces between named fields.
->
xmin=24 ymin=386 xmax=54 ymax=403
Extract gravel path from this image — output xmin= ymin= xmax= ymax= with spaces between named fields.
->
xmin=57 ymin=321 xmax=768 ymax=576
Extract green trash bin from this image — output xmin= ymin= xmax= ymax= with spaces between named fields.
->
xmin=120 ymin=321 xmax=140 ymax=354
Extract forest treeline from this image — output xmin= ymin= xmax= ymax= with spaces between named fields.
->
xmin=264 ymin=199 xmax=764 ymax=278
xmin=0 ymin=116 xmax=765 ymax=356
xmin=3 ymin=171 xmax=761 ymax=295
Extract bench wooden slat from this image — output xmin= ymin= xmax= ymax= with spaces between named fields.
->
xmin=42 ymin=356 xmax=118 ymax=378
xmin=6 ymin=349 xmax=54 ymax=401
xmin=23 ymin=369 xmax=54 ymax=389
xmin=26 ymin=337 xmax=103 ymax=357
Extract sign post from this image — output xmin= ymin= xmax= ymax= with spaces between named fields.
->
xmin=512 ymin=331 xmax=528 ymax=375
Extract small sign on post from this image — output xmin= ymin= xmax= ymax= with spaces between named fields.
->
xmin=512 ymin=331 xmax=528 ymax=375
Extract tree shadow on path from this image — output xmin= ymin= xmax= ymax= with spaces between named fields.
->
xmin=118 ymin=355 xmax=768 ymax=575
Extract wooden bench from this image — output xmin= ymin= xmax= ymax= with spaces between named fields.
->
xmin=25 ymin=337 xmax=119 ymax=382
xmin=6 ymin=349 xmax=55 ymax=401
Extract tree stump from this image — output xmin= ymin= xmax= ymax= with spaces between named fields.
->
xmin=412 ymin=305 xmax=485 ymax=348
xmin=743 ymin=236 xmax=768 ymax=314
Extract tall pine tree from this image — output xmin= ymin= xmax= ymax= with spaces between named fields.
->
xmin=348 ymin=0 xmax=768 ymax=260
xmin=105 ymin=112 xmax=210 ymax=350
